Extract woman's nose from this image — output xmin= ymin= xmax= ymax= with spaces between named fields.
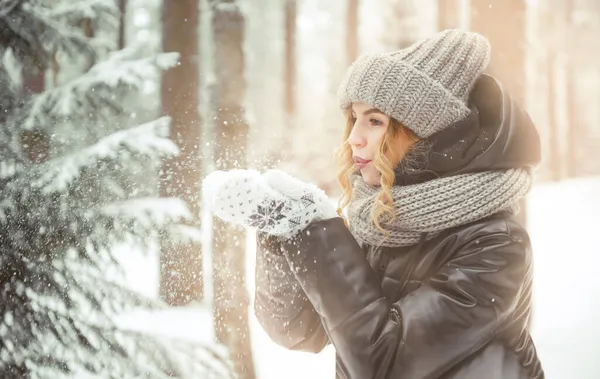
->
xmin=347 ymin=125 xmax=366 ymax=148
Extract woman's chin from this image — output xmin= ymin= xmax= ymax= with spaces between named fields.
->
xmin=360 ymin=172 xmax=381 ymax=186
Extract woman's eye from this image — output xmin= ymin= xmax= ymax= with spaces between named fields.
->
xmin=369 ymin=118 xmax=383 ymax=126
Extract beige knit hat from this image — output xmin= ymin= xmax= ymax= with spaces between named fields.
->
xmin=337 ymin=29 xmax=491 ymax=138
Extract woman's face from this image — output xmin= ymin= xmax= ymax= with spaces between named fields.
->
xmin=347 ymin=102 xmax=414 ymax=186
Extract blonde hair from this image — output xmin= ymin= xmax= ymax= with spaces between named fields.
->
xmin=336 ymin=109 xmax=418 ymax=234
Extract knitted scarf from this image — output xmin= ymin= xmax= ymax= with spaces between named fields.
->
xmin=347 ymin=168 xmax=532 ymax=247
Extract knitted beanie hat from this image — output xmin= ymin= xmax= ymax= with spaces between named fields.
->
xmin=337 ymin=29 xmax=491 ymax=138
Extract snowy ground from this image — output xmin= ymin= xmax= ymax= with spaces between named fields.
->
xmin=115 ymin=176 xmax=600 ymax=379
xmin=528 ymin=177 xmax=600 ymax=378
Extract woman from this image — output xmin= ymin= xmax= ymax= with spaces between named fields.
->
xmin=205 ymin=29 xmax=544 ymax=379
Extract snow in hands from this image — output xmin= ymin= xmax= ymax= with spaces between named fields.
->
xmin=203 ymin=169 xmax=337 ymax=238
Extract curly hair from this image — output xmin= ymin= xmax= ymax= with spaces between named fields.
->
xmin=336 ymin=109 xmax=419 ymax=234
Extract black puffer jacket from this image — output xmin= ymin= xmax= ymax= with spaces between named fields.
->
xmin=254 ymin=75 xmax=545 ymax=378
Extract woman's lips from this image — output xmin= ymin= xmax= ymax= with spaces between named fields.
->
xmin=353 ymin=156 xmax=371 ymax=169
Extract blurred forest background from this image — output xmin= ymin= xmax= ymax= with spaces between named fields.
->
xmin=0 ymin=0 xmax=599 ymax=378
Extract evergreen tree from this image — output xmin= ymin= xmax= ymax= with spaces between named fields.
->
xmin=0 ymin=1 xmax=232 ymax=377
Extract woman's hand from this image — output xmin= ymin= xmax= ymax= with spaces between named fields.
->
xmin=203 ymin=168 xmax=336 ymax=238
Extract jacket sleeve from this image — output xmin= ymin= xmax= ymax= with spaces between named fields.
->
xmin=282 ymin=217 xmax=528 ymax=379
xmin=253 ymin=233 xmax=329 ymax=353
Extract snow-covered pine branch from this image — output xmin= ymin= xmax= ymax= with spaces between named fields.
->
xmin=27 ymin=116 xmax=177 ymax=194
xmin=99 ymin=197 xmax=193 ymax=233
xmin=0 ymin=0 xmax=97 ymax=69
xmin=166 ymin=224 xmax=204 ymax=245
xmin=0 ymin=52 xmax=20 ymax=102
xmin=50 ymin=0 xmax=119 ymax=30
xmin=92 ymin=47 xmax=180 ymax=86
xmin=19 ymin=49 xmax=179 ymax=130
xmin=0 ymin=177 xmax=218 ymax=378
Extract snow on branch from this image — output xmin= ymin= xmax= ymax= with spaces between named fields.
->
xmin=100 ymin=197 xmax=193 ymax=230
xmin=90 ymin=47 xmax=179 ymax=87
xmin=50 ymin=0 xmax=118 ymax=27
xmin=0 ymin=0 xmax=21 ymax=18
xmin=30 ymin=117 xmax=177 ymax=193
xmin=21 ymin=49 xmax=179 ymax=129
xmin=0 ymin=1 xmax=97 ymax=68
xmin=211 ymin=1 xmax=241 ymax=14
xmin=166 ymin=224 xmax=204 ymax=245
xmin=0 ymin=52 xmax=20 ymax=98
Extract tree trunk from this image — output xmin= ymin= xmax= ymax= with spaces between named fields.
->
xmin=284 ymin=0 xmax=296 ymax=122
xmin=564 ymin=0 xmax=578 ymax=178
xmin=563 ymin=0 xmax=600 ymax=178
xmin=538 ymin=0 xmax=562 ymax=181
xmin=437 ymin=0 xmax=461 ymax=31
xmin=276 ymin=0 xmax=296 ymax=164
xmin=118 ymin=0 xmax=127 ymax=49
xmin=470 ymin=0 xmax=528 ymax=227
xmin=470 ymin=1 xmax=526 ymax=104
xmin=211 ymin=1 xmax=255 ymax=379
xmin=346 ymin=0 xmax=359 ymax=65
xmin=383 ymin=0 xmax=420 ymax=50
xmin=80 ymin=18 xmax=95 ymax=72
xmin=565 ymin=72 xmax=577 ymax=178
xmin=159 ymin=0 xmax=203 ymax=305
xmin=547 ymin=50 xmax=561 ymax=181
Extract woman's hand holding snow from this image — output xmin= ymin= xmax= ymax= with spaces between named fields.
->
xmin=203 ymin=169 xmax=337 ymax=238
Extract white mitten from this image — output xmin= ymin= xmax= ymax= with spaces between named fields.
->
xmin=262 ymin=169 xmax=337 ymax=221
xmin=203 ymin=169 xmax=334 ymax=238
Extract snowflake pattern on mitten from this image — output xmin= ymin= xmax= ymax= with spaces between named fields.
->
xmin=247 ymin=199 xmax=286 ymax=229
xmin=203 ymin=169 xmax=330 ymax=238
